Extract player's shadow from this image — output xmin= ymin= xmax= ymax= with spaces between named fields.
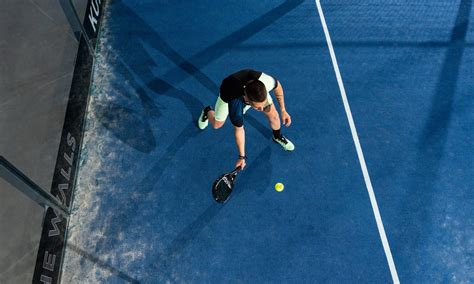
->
xmin=93 ymin=0 xmax=299 ymax=203
xmin=401 ymin=0 xmax=472 ymax=267
xmin=93 ymin=0 xmax=301 ymax=150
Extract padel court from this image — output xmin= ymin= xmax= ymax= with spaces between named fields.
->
xmin=61 ymin=0 xmax=473 ymax=282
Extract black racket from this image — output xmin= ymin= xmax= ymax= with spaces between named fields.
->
xmin=212 ymin=167 xmax=242 ymax=203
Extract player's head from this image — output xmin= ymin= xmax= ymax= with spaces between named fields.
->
xmin=244 ymin=80 xmax=268 ymax=111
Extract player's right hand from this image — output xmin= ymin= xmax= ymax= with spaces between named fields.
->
xmin=235 ymin=158 xmax=246 ymax=170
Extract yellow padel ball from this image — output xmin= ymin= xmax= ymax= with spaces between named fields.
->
xmin=275 ymin=182 xmax=284 ymax=192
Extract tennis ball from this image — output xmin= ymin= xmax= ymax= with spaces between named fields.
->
xmin=275 ymin=182 xmax=284 ymax=192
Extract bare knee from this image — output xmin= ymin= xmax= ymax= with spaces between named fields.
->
xmin=266 ymin=114 xmax=279 ymax=124
xmin=213 ymin=120 xmax=225 ymax=129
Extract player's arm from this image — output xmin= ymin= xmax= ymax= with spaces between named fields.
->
xmin=259 ymin=73 xmax=285 ymax=111
xmin=273 ymin=80 xmax=286 ymax=112
xmin=234 ymin=125 xmax=246 ymax=169
xmin=273 ymin=80 xmax=292 ymax=127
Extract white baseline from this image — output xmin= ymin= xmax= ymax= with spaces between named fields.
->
xmin=314 ymin=1 xmax=400 ymax=283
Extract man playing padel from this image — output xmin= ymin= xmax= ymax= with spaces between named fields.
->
xmin=198 ymin=69 xmax=295 ymax=169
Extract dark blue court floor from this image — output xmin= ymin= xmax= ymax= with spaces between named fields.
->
xmin=62 ymin=0 xmax=473 ymax=283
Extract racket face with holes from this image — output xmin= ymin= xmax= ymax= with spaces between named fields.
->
xmin=211 ymin=167 xmax=241 ymax=203
xmin=212 ymin=175 xmax=233 ymax=203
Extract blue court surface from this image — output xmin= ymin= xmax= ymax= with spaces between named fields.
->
xmin=62 ymin=0 xmax=473 ymax=283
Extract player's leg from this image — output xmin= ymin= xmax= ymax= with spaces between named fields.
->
xmin=198 ymin=96 xmax=228 ymax=129
xmin=262 ymin=96 xmax=295 ymax=151
xmin=207 ymin=109 xmax=225 ymax=129
xmin=263 ymin=102 xmax=281 ymax=131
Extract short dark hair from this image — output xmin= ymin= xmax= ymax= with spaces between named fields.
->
xmin=245 ymin=80 xmax=267 ymax=102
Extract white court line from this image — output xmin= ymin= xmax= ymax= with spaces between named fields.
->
xmin=314 ymin=1 xmax=400 ymax=283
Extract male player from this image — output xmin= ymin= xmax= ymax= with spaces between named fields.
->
xmin=198 ymin=69 xmax=294 ymax=170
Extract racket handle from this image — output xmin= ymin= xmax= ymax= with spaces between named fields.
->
xmin=231 ymin=166 xmax=242 ymax=177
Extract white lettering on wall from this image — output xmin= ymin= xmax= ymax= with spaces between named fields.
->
xmin=43 ymin=251 xmax=56 ymax=271
xmin=40 ymin=275 xmax=52 ymax=284
xmin=48 ymin=213 xmax=61 ymax=237
xmin=88 ymin=0 xmax=102 ymax=33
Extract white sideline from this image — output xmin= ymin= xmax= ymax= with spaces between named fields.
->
xmin=314 ymin=1 xmax=400 ymax=283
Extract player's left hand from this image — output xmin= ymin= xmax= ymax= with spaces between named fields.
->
xmin=281 ymin=110 xmax=292 ymax=127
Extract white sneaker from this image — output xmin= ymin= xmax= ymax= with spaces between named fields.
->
xmin=198 ymin=106 xmax=212 ymax=130
xmin=272 ymin=135 xmax=295 ymax=151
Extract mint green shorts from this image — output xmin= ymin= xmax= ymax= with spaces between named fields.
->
xmin=214 ymin=94 xmax=273 ymax=122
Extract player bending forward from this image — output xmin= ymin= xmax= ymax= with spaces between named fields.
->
xmin=198 ymin=69 xmax=295 ymax=169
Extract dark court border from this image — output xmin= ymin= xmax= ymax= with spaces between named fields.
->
xmin=33 ymin=0 xmax=106 ymax=283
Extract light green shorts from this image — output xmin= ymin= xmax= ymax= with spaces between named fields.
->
xmin=214 ymin=94 xmax=274 ymax=122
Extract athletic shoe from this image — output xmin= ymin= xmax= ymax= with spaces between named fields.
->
xmin=272 ymin=135 xmax=295 ymax=151
xmin=198 ymin=106 xmax=212 ymax=130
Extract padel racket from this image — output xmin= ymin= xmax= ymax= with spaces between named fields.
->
xmin=212 ymin=166 xmax=242 ymax=203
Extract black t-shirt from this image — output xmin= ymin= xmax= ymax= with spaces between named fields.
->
xmin=219 ymin=69 xmax=277 ymax=127
xmin=219 ymin=69 xmax=263 ymax=103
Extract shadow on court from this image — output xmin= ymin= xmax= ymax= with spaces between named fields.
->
xmin=146 ymin=147 xmax=272 ymax=281
xmin=81 ymin=0 xmax=302 ymax=281
xmin=400 ymin=0 xmax=472 ymax=274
